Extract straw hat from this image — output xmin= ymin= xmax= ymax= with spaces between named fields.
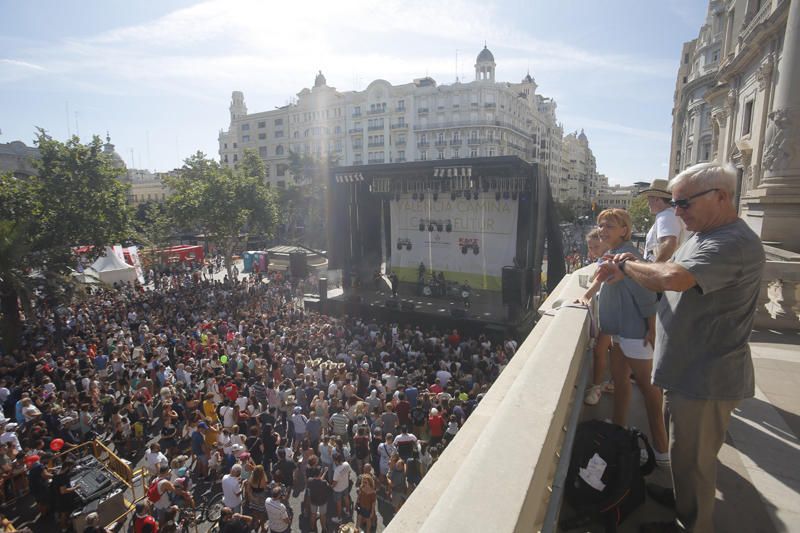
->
xmin=638 ymin=179 xmax=671 ymax=199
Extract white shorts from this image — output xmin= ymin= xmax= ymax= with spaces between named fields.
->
xmin=612 ymin=335 xmax=653 ymax=360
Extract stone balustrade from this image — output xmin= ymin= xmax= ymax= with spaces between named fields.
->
xmin=386 ymin=265 xmax=594 ymax=532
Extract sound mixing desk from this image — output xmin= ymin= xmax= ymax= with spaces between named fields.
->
xmin=69 ymin=455 xmax=122 ymax=503
xmin=66 ymin=455 xmax=128 ymax=533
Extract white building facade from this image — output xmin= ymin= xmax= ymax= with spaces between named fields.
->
xmin=218 ymin=47 xmax=576 ymax=192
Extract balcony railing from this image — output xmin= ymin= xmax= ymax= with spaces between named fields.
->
xmin=484 ymin=102 xmax=497 ymax=108
xmin=417 ymin=141 xmax=430 ymax=147
xmin=367 ymin=108 xmax=386 ymax=115
xmin=367 ymin=142 xmax=384 ymax=148
xmin=395 ymin=157 xmax=406 ymax=162
xmin=348 ymin=128 xmax=362 ymax=134
xmin=450 ymin=139 xmax=463 ymax=146
xmin=352 ymin=111 xmax=362 ymax=118
xmin=417 ymin=108 xmax=429 ymax=114
xmin=395 ymin=140 xmax=407 ymax=146
xmin=386 ymin=268 xmax=592 ymax=532
xmin=391 ymin=123 xmax=408 ymax=129
xmin=352 ymin=159 xmax=363 ymax=165
xmin=468 ymin=137 xmax=481 ymax=145
xmin=740 ymin=0 xmax=774 ymax=44
xmin=395 ymin=106 xmax=406 ymax=113
xmin=367 ymin=125 xmax=384 ymax=131
xmin=435 ymin=140 xmax=448 ymax=147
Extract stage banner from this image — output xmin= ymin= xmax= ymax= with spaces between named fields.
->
xmin=389 ymin=194 xmax=518 ymax=290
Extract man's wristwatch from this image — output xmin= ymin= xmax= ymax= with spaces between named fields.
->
xmin=619 ymin=258 xmax=629 ymax=275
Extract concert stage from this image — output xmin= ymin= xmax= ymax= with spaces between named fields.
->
xmin=320 ymin=156 xmax=566 ymax=337
xmin=306 ymin=279 xmax=538 ymax=339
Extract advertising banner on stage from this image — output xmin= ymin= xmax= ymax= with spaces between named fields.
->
xmin=389 ymin=194 xmax=518 ymax=290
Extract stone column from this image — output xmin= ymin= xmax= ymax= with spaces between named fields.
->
xmin=761 ymin=0 xmax=800 ymax=186
xmin=743 ymin=0 xmax=800 ymax=252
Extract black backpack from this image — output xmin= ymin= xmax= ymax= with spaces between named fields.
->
xmin=561 ymin=420 xmax=655 ymax=532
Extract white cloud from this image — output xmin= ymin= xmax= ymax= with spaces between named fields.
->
xmin=2 ymin=0 xmax=672 ymax=97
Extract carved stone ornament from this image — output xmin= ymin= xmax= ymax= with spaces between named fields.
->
xmin=756 ymin=56 xmax=774 ymax=90
xmin=762 ymin=107 xmax=800 ymax=173
xmin=726 ymin=88 xmax=738 ymax=110
xmin=765 ymin=279 xmax=785 ymax=320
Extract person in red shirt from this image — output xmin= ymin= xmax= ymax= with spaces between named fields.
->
xmin=447 ymin=329 xmax=461 ymax=348
xmin=223 ymin=380 xmax=239 ymax=403
xmin=133 ymin=502 xmax=158 ymax=533
xmin=428 ymin=382 xmax=443 ymax=395
xmin=428 ymin=408 xmax=445 ymax=445
xmin=395 ymin=392 xmax=411 ymax=427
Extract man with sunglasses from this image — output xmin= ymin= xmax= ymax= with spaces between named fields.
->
xmin=594 ymin=162 xmax=765 ymax=533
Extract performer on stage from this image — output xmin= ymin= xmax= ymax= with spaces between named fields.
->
xmin=461 ymin=281 xmax=471 ymax=309
xmin=390 ymin=272 xmax=399 ymax=298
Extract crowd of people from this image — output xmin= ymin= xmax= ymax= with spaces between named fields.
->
xmin=0 ymin=260 xmax=517 ymax=532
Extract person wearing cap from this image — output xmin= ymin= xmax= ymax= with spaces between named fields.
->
xmin=640 ymin=178 xmax=686 ymax=263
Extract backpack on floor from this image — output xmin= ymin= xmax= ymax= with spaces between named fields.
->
xmin=561 ymin=419 xmax=655 ymax=533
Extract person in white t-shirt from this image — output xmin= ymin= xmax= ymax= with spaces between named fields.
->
xmin=145 ymin=443 xmax=168 ymax=477
xmin=332 ymin=453 xmax=353 ymax=523
xmin=640 ymin=179 xmax=686 ymax=263
xmin=221 ymin=464 xmax=243 ymax=512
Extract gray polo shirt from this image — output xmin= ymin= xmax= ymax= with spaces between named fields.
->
xmin=653 ymin=219 xmax=765 ymax=400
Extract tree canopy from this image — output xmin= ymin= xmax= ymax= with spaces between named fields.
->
xmin=0 ymin=131 xmax=133 ymax=351
xmin=165 ymin=150 xmax=279 ymax=278
xmin=280 ymin=150 xmax=337 ymax=249
xmin=628 ymin=195 xmax=655 ymax=234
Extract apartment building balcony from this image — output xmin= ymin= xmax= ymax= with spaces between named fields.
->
xmin=367 ymin=108 xmax=386 ymax=115
xmin=395 ymin=140 xmax=407 ymax=147
xmin=367 ymin=125 xmax=384 ymax=131
xmin=367 ymin=159 xmax=385 ymax=164
xmin=450 ymin=139 xmax=463 ymax=146
xmin=367 ymin=142 xmax=384 ymax=148
xmin=390 ymin=123 xmax=408 ymax=130
xmin=387 ymin=265 xmax=800 ymax=533
xmin=434 ymin=140 xmax=448 ymax=147
xmin=348 ymin=128 xmax=362 ymax=134
xmin=351 ymin=111 xmax=362 ymax=118
xmin=417 ymin=141 xmax=430 ymax=147
xmin=352 ymin=159 xmax=363 ymax=165
xmin=395 ymin=157 xmax=406 ymax=163
xmin=467 ymin=137 xmax=481 ymax=145
xmin=417 ymin=108 xmax=429 ymax=115
xmin=395 ymin=106 xmax=406 ymax=113
xmin=484 ymin=102 xmax=497 ymax=108
xmin=352 ymin=145 xmax=363 ymax=150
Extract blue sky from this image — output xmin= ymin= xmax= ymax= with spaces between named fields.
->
xmin=0 ymin=0 xmax=708 ymax=185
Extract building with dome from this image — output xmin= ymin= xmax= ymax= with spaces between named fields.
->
xmin=218 ymin=46 xmax=601 ymax=205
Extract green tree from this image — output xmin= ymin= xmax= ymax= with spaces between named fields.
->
xmin=628 ymin=195 xmax=654 ymax=234
xmin=133 ymin=200 xmax=173 ymax=248
xmin=0 ymin=131 xmax=133 ymax=351
xmin=283 ymin=150 xmax=338 ymax=249
xmin=554 ymin=201 xmax=577 ymax=223
xmin=165 ymin=151 xmax=279 ymax=279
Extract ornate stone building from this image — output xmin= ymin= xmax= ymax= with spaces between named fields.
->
xmin=671 ymin=0 xmax=800 ymax=328
xmin=218 ymin=46 xmax=595 ymax=198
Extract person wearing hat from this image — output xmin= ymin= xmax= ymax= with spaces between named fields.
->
xmin=640 ymin=179 xmax=686 ymax=263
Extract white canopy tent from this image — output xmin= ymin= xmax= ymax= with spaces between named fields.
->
xmin=89 ymin=248 xmax=137 ymax=285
